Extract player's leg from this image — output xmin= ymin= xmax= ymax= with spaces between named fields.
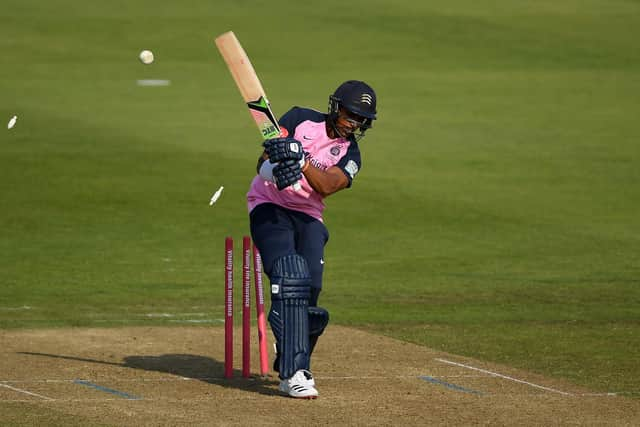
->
xmin=271 ymin=305 xmax=328 ymax=375
xmin=250 ymin=204 xmax=317 ymax=398
xmin=250 ymin=203 xmax=296 ymax=371
xmin=294 ymin=213 xmax=330 ymax=365
xmin=308 ymin=306 xmax=329 ymax=364
xmin=272 ymin=212 xmax=329 ymax=369
xmin=269 ymin=254 xmax=317 ymax=397
xmin=249 ymin=203 xmax=295 ymax=277
xmin=294 ymin=214 xmax=329 ymax=306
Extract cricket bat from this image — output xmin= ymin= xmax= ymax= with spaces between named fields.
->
xmin=215 ymin=31 xmax=300 ymax=190
xmin=215 ymin=31 xmax=281 ymax=139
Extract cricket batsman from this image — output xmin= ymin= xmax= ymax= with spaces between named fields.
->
xmin=247 ymin=80 xmax=377 ymax=398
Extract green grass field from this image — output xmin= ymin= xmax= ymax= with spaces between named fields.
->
xmin=1 ymin=0 xmax=639 ymax=396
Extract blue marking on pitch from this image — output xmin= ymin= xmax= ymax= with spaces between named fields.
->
xmin=74 ymin=380 xmax=142 ymax=400
xmin=419 ymin=376 xmax=483 ymax=395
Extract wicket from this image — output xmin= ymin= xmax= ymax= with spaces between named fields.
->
xmin=224 ymin=236 xmax=269 ymax=378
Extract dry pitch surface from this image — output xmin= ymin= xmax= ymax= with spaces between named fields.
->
xmin=1 ymin=326 xmax=639 ymax=426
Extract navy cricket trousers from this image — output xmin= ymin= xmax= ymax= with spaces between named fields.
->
xmin=249 ymin=203 xmax=329 ymax=307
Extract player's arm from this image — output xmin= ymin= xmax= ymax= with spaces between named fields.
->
xmin=304 ymin=141 xmax=361 ymax=197
xmin=256 ymin=152 xmax=268 ymax=173
xmin=302 ymin=162 xmax=349 ymax=197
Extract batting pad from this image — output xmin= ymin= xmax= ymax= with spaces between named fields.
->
xmin=268 ymin=254 xmax=311 ymax=380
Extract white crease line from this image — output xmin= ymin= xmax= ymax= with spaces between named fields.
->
xmin=0 ymin=378 xmax=628 ymax=399
xmin=0 ymin=398 xmax=138 ymax=403
xmin=0 ymin=391 xmax=626 ymax=404
xmin=2 ymin=375 xmax=424 ymax=383
xmin=0 ymin=375 xmax=461 ymax=383
xmin=435 ymin=358 xmax=571 ymax=395
xmin=136 ymin=79 xmax=171 ymax=86
xmin=0 ymin=377 xmax=630 ymax=395
xmin=319 ymin=375 xmax=428 ymax=380
xmin=144 ymin=313 xmax=208 ymax=317
xmin=88 ymin=319 xmax=224 ymax=323
xmin=580 ymin=392 xmax=618 ymax=397
xmin=0 ymin=383 xmax=54 ymax=400
xmin=1 ymin=377 xmax=236 ymax=383
xmin=2 ymin=378 xmax=195 ymax=383
xmin=0 ymin=306 xmax=32 ymax=311
xmin=167 ymin=319 xmax=221 ymax=323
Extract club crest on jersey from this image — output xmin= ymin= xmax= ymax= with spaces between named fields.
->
xmin=330 ymin=146 xmax=341 ymax=156
xmin=345 ymin=160 xmax=359 ymax=178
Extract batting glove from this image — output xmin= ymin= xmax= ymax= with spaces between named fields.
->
xmin=263 ymin=137 xmax=304 ymax=162
xmin=273 ymin=159 xmax=302 ymax=190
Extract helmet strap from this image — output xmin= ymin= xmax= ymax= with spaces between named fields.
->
xmin=327 ymin=96 xmax=342 ymax=138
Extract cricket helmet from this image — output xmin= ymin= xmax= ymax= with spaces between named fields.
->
xmin=328 ymin=80 xmax=377 ymax=140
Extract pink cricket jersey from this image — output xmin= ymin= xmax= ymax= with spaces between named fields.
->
xmin=247 ymin=107 xmax=362 ymax=222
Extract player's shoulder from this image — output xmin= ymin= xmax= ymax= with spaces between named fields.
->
xmin=281 ymin=106 xmax=326 ymax=124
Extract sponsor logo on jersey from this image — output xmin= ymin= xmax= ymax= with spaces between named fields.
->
xmin=330 ymin=146 xmax=341 ymax=156
xmin=309 ymin=157 xmax=328 ymax=171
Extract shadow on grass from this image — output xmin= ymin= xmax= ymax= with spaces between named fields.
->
xmin=18 ymin=352 xmax=280 ymax=396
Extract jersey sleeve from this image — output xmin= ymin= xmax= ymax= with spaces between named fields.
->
xmin=335 ymin=141 xmax=362 ymax=188
xmin=278 ymin=107 xmax=305 ymax=137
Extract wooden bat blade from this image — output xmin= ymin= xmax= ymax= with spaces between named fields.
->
xmin=215 ymin=31 xmax=281 ymax=139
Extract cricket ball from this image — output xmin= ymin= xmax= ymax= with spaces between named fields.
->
xmin=139 ymin=50 xmax=154 ymax=65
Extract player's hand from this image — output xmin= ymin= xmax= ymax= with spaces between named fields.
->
xmin=273 ymin=159 xmax=302 ymax=190
xmin=263 ymin=137 xmax=304 ymax=162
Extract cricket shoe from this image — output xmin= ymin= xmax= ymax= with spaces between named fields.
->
xmin=272 ymin=344 xmax=315 ymax=387
xmin=279 ymin=370 xmax=318 ymax=399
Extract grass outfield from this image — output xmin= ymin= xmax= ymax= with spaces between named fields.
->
xmin=1 ymin=0 xmax=639 ymax=397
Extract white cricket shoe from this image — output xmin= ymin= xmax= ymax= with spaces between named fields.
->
xmin=279 ymin=370 xmax=318 ymax=399
xmin=272 ymin=344 xmax=316 ymax=387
